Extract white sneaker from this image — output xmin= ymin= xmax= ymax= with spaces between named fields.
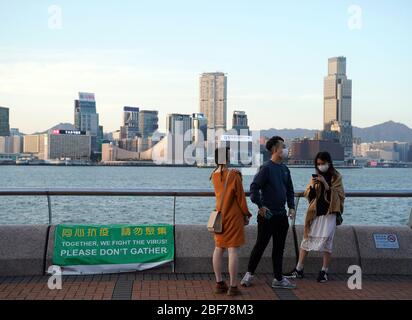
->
xmin=272 ymin=277 xmax=297 ymax=289
xmin=240 ymin=272 xmax=254 ymax=287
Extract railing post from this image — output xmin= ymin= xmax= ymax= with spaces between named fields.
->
xmin=408 ymin=208 xmax=412 ymax=229
xmin=46 ymin=193 xmax=52 ymax=225
xmin=292 ymin=196 xmax=301 ymax=264
xmin=292 ymin=196 xmax=300 ymax=228
xmin=173 ymin=195 xmax=176 ymax=227
xmin=172 ymin=195 xmax=177 ymax=273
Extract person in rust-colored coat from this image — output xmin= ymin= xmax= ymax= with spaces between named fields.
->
xmin=211 ymin=168 xmax=251 ymax=248
xmin=210 ymin=147 xmax=251 ymax=297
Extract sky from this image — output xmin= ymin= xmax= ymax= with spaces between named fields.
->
xmin=0 ymin=0 xmax=411 ymax=134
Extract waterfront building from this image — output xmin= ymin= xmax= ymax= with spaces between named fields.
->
xmin=101 ymin=135 xmax=169 ymax=163
xmin=46 ymin=133 xmax=90 ymax=160
xmin=11 ymin=136 xmax=22 ymax=153
xmin=0 ymin=137 xmax=11 ymax=153
xmin=166 ymin=113 xmax=192 ymax=136
xmin=365 ymin=149 xmax=399 ymax=162
xmin=290 ymin=139 xmax=345 ymax=164
xmin=138 ymin=110 xmax=159 ymax=139
xmin=192 ymin=113 xmax=207 ymax=143
xmin=118 ymin=137 xmax=139 ymax=152
xmin=111 ymin=130 xmax=121 ymax=141
xmin=118 ymin=136 xmax=158 ymax=153
xmin=353 ymin=141 xmax=371 ymax=158
xmin=369 ymin=141 xmax=410 ymax=162
xmin=101 ymin=142 xmax=140 ymax=161
xmin=0 ymin=136 xmax=23 ymax=154
xmin=394 ymin=142 xmax=410 ymax=162
xmin=23 ymin=135 xmax=41 ymax=154
xmin=230 ymin=111 xmax=251 ymax=165
xmin=166 ymin=113 xmax=192 ymax=164
xmin=232 ymin=111 xmax=249 ymax=135
xmin=41 ymin=129 xmax=91 ymax=161
xmin=120 ymin=106 xmax=140 ymax=140
xmin=74 ymin=92 xmax=101 ymax=154
xmin=137 ymin=136 xmax=153 ymax=153
xmin=351 ymin=140 xmax=411 ymax=162
xmin=0 ymin=106 xmax=10 ymax=136
xmin=23 ymin=124 xmax=91 ymax=161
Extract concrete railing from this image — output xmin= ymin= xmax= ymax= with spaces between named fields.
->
xmin=0 ymin=188 xmax=412 ymax=277
xmin=0 ymin=224 xmax=411 ymax=277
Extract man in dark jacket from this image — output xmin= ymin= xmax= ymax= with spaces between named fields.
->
xmin=241 ymin=136 xmax=297 ymax=289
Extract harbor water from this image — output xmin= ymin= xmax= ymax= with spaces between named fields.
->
xmin=0 ymin=166 xmax=411 ymax=226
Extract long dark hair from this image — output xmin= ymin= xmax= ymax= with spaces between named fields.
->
xmin=210 ymin=147 xmax=230 ymax=181
xmin=314 ymin=151 xmax=338 ymax=177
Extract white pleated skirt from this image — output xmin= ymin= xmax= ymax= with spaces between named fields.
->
xmin=301 ymin=214 xmax=336 ymax=253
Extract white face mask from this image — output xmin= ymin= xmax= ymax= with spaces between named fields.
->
xmin=318 ymin=164 xmax=329 ymax=173
xmin=281 ymin=148 xmax=289 ymax=159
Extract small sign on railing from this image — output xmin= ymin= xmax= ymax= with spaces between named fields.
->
xmin=373 ymin=233 xmax=400 ymax=249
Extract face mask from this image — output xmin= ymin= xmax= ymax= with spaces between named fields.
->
xmin=318 ymin=164 xmax=329 ymax=173
xmin=281 ymin=148 xmax=289 ymax=159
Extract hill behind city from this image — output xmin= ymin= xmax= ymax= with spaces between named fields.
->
xmin=261 ymin=121 xmax=412 ymax=143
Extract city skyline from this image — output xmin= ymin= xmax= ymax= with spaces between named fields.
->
xmin=3 ymin=92 xmax=412 ymax=136
xmin=0 ymin=1 xmax=411 ymax=133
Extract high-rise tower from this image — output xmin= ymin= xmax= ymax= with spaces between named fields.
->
xmin=323 ymin=57 xmax=353 ymax=158
xmin=0 ymin=107 xmax=10 ymax=137
xmin=199 ymin=72 xmax=227 ymax=131
xmin=74 ymin=92 xmax=101 ymax=154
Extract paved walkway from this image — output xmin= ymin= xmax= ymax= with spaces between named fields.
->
xmin=0 ymin=273 xmax=411 ymax=300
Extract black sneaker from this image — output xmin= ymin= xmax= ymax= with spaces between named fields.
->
xmin=284 ymin=268 xmax=304 ymax=279
xmin=317 ymin=270 xmax=328 ymax=283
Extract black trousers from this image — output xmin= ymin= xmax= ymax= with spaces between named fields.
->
xmin=247 ymin=214 xmax=289 ymax=281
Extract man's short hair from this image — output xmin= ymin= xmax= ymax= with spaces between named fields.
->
xmin=266 ymin=136 xmax=284 ymax=152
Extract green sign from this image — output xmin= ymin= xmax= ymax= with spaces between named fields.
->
xmin=52 ymin=224 xmax=174 ymax=275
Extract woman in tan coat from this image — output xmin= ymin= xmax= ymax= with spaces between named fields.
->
xmin=210 ymin=147 xmax=252 ymax=296
xmin=285 ymin=152 xmax=345 ymax=283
